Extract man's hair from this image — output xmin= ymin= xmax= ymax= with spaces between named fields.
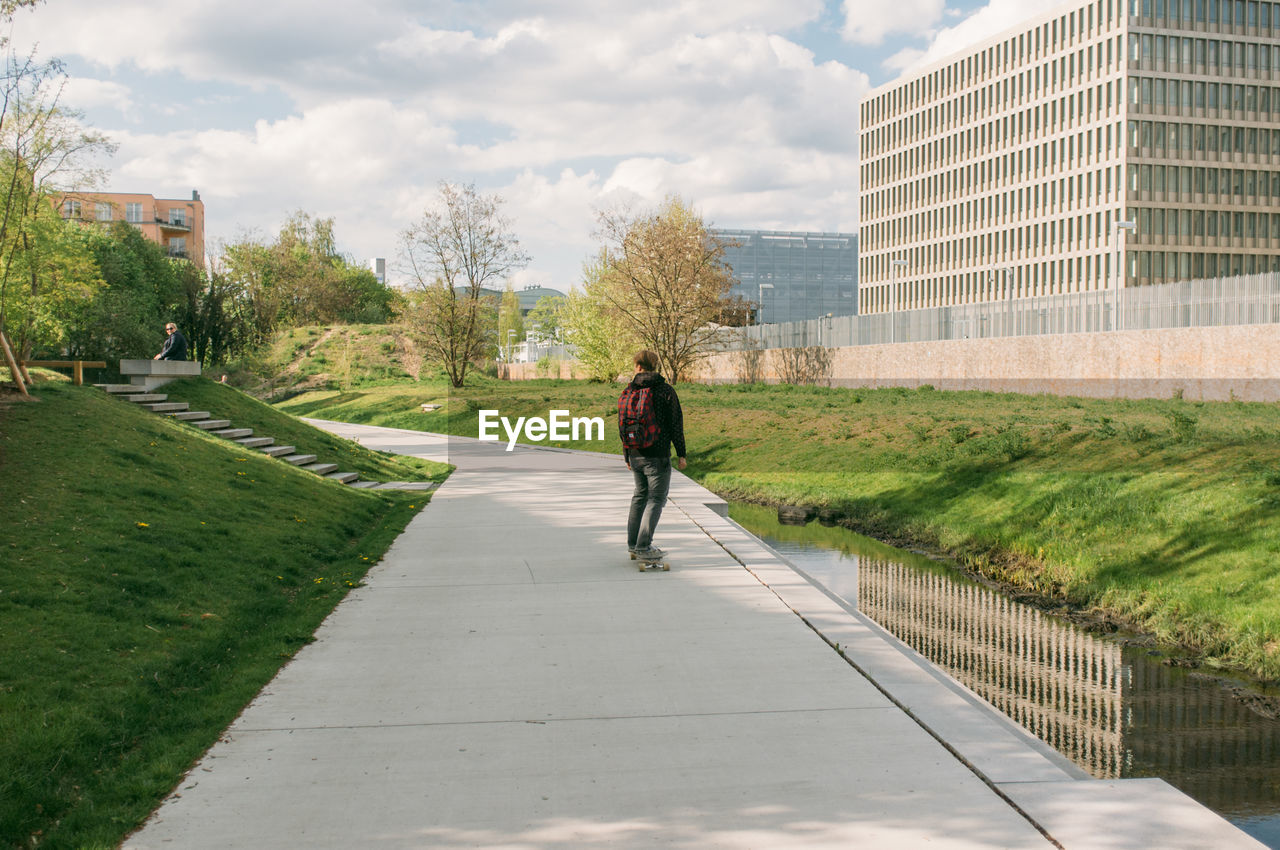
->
xmin=634 ymin=350 xmax=660 ymax=372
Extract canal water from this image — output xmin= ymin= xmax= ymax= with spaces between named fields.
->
xmin=729 ymin=502 xmax=1280 ymax=848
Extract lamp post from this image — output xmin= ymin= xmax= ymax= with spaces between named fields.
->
xmin=890 ymin=259 xmax=909 ymax=343
xmin=506 ymin=328 xmax=516 ymax=363
xmin=757 ymin=283 xmax=774 ymax=326
xmin=1114 ymin=219 xmax=1136 ymax=331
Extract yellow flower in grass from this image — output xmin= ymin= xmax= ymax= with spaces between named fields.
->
xmin=136 ymin=522 xmax=149 ymax=528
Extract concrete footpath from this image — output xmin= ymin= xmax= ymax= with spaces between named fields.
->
xmin=125 ymin=423 xmax=1264 ymax=849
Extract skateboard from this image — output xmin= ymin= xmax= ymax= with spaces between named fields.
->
xmin=632 ymin=551 xmax=670 ymax=571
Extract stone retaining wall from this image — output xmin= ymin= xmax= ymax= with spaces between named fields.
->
xmin=501 ymin=324 xmax=1280 ymax=402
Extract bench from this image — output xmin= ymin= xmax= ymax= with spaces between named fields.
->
xmin=119 ymin=359 xmax=203 ymax=391
xmin=20 ymin=359 xmax=108 ymax=385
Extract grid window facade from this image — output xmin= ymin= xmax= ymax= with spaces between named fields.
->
xmin=713 ymin=229 xmax=859 ymax=322
xmin=858 ymin=0 xmax=1280 ymax=314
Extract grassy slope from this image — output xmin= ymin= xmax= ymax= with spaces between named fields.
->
xmin=0 ymin=379 xmax=447 ymax=849
xmin=272 ymin=378 xmax=1280 ymax=680
xmin=159 ymin=377 xmax=447 ymax=483
xmin=226 ymin=323 xmax=425 ymax=398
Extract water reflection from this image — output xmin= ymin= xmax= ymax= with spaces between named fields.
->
xmin=730 ymin=503 xmax=1280 ymax=847
xmin=860 ymin=558 xmax=1128 ymax=779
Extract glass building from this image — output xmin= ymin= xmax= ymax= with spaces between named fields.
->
xmin=859 ymin=0 xmax=1280 ymax=315
xmin=712 ymin=229 xmax=859 ymax=323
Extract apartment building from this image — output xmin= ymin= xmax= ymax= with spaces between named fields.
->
xmin=59 ymin=189 xmax=206 ymax=268
xmin=713 ymin=228 xmax=859 ymax=322
xmin=858 ymin=0 xmax=1280 ymax=313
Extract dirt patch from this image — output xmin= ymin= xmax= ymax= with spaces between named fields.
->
xmin=0 ymin=383 xmax=39 ymax=407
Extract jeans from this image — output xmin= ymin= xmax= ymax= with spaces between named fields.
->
xmin=627 ymin=456 xmax=671 ymax=551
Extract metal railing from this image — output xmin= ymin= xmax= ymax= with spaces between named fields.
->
xmin=721 ymin=272 xmax=1280 ymax=351
xmin=510 ymin=340 xmax=574 ymax=363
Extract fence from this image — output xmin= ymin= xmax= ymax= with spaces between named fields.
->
xmin=508 ymin=340 xmax=574 ymax=364
xmin=724 ymin=272 xmax=1280 ymax=351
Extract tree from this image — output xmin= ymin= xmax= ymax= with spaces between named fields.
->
xmin=399 ymin=182 xmax=528 ymax=387
xmin=398 ymin=282 xmax=497 ymax=386
xmin=0 ymin=52 xmax=114 ymax=363
xmin=218 ymin=211 xmax=396 ymax=341
xmin=525 ymin=294 xmax=563 ymax=343
xmin=559 ymin=251 xmax=637 ymax=382
xmin=61 ymin=222 xmax=184 ymax=360
xmin=5 ymin=209 xmax=99 ymax=358
xmin=497 ymin=284 xmax=524 ymax=360
xmin=592 ymin=195 xmax=735 ymax=383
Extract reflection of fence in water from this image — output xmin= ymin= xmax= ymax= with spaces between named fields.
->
xmin=857 ymin=558 xmax=1126 ymax=778
xmin=1123 ymin=661 xmax=1280 ymax=814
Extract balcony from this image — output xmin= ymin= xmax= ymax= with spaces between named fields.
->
xmin=157 ymin=218 xmax=191 ymax=233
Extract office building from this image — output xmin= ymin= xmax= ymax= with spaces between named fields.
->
xmin=472 ymin=284 xmax=566 ymax=316
xmin=58 ymin=189 xmax=206 ymax=268
xmin=713 ymin=228 xmax=859 ymax=322
xmin=858 ymin=0 xmax=1280 ymax=314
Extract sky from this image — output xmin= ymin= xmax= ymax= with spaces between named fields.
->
xmin=13 ymin=0 xmax=1069 ymax=290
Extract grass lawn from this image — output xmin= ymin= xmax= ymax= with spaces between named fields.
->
xmin=0 ymin=377 xmax=449 ymax=849
xmin=272 ymin=377 xmax=1280 ymax=680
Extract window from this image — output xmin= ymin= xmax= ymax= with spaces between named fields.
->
xmin=62 ymin=199 xmax=81 ymax=218
xmin=168 ymin=208 xmax=186 ymax=227
xmin=125 ymin=202 xmax=143 ymax=223
xmin=168 ymin=237 xmax=186 ymax=258
xmin=95 ymin=203 xmax=111 ymax=221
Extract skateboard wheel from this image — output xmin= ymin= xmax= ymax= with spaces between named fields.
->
xmin=662 ymin=562 xmax=670 ymax=571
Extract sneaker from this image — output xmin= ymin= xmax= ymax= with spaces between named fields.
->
xmin=635 ymin=546 xmax=666 ymax=561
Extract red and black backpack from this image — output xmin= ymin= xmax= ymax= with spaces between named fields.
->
xmin=618 ymin=385 xmax=660 ymax=450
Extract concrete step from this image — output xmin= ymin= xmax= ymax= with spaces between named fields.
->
xmin=212 ymin=428 xmax=253 ymax=440
xmin=326 ymin=471 xmax=359 ymax=484
xmin=303 ymin=462 xmax=338 ymax=475
xmin=125 ymin=393 xmax=167 ymax=403
xmin=283 ymin=454 xmax=317 ymax=466
xmin=366 ymin=482 xmax=437 ymax=490
xmin=96 ymin=384 xmax=138 ymax=393
xmin=143 ymin=402 xmax=190 ymax=413
xmin=193 ymin=419 xmax=233 ymax=430
xmin=348 ymin=480 xmax=381 ymax=489
xmin=169 ymin=410 xmax=211 ymax=421
xmin=236 ymin=437 xmax=274 ymax=449
xmin=259 ymin=445 xmax=296 ymax=458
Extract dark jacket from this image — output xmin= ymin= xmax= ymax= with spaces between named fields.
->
xmin=159 ymin=329 xmax=189 ymax=361
xmin=622 ymin=371 xmax=686 ymax=463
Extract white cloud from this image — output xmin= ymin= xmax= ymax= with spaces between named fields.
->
xmin=905 ymin=0 xmax=1068 ymax=71
xmin=841 ymin=0 xmax=945 ymax=46
xmin=15 ymin=0 xmax=870 ymax=288
xmin=59 ymin=77 xmax=135 ymax=116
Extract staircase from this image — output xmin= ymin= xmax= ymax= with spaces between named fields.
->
xmin=96 ymin=361 xmax=374 ymax=488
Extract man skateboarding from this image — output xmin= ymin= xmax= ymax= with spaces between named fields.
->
xmin=619 ymin=349 xmax=687 ymax=565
